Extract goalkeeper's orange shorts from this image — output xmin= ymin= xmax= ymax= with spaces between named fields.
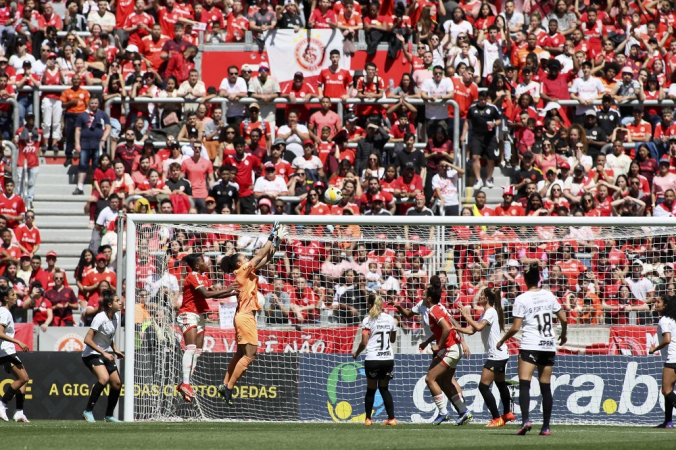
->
xmin=234 ymin=312 xmax=258 ymax=346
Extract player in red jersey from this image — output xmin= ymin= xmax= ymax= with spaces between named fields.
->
xmin=420 ymin=276 xmax=472 ymax=426
xmin=176 ymin=253 xmax=239 ymax=402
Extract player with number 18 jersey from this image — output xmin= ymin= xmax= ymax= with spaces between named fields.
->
xmin=513 ymin=289 xmax=562 ymax=357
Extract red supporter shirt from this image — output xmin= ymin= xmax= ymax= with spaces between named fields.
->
xmin=115 ymin=0 xmax=135 ymax=28
xmin=290 ymin=240 xmax=326 ymax=276
xmin=309 ymin=8 xmax=337 ymax=28
xmin=450 ymin=78 xmax=478 ymax=118
xmin=124 ymin=12 xmax=155 ymax=48
xmin=226 ymin=13 xmax=249 ymax=42
xmin=15 ymin=224 xmax=40 ymax=253
xmin=157 ymin=7 xmax=182 ymax=38
xmin=281 ymin=82 xmax=317 ymax=122
xmin=356 ymin=76 xmax=386 ymax=116
xmin=141 ymin=35 xmax=170 ymax=72
xmin=31 ymin=297 xmax=52 ymax=324
xmin=224 ymin=154 xmax=261 ymax=197
xmin=318 ymin=67 xmax=352 ymax=99
xmin=181 ymin=157 xmax=214 ymax=199
xmin=493 ymin=202 xmax=525 ymax=216
xmin=367 ymin=248 xmax=396 ymax=265
xmin=179 ymin=272 xmax=212 ymax=315
xmin=0 ymin=194 xmax=25 ymax=229
xmin=0 ymin=243 xmax=21 ymax=276
xmin=15 ymin=127 xmax=42 ymax=169
xmin=84 ymin=269 xmax=117 ymax=298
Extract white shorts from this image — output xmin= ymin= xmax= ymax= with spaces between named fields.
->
xmin=437 ymin=343 xmax=462 ymax=369
xmin=177 ymin=312 xmax=206 ymax=335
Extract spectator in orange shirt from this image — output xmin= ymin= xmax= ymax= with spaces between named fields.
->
xmin=60 ymin=74 xmax=90 ymax=167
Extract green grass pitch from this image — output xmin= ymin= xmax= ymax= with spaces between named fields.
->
xmin=1 ymin=422 xmax=675 ymax=449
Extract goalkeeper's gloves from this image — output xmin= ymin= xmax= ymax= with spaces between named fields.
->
xmin=268 ymin=220 xmax=280 ymax=242
xmin=277 ymin=225 xmax=290 ymax=241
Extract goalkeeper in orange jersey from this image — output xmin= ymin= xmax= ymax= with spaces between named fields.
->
xmin=217 ymin=222 xmax=289 ymax=405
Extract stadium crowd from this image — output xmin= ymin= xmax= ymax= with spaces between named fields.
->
xmin=1 ymin=0 xmax=676 ymax=332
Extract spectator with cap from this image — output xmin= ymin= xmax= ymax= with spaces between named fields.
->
xmin=218 ymin=65 xmax=248 ymax=127
xmin=513 ymin=151 xmax=543 ymax=199
xmin=653 ymin=158 xmax=676 ymax=206
xmin=8 ymin=38 xmax=35 ymax=74
xmin=582 ymin=109 xmax=609 ymax=157
xmin=223 ymin=137 xmax=261 ymax=214
xmin=240 ymin=102 xmax=270 ymax=149
xmin=73 ymin=96 xmax=111 ymax=195
xmin=564 ymin=163 xmax=596 ymax=205
xmin=367 ymin=194 xmax=392 ymax=216
xmin=277 ymin=110 xmax=310 ymax=160
xmin=15 ymin=60 xmax=40 ymax=125
xmin=494 ymin=185 xmax=525 ymax=216
xmin=248 ymin=61 xmax=281 ymax=124
xmin=44 ymin=252 xmax=69 ymax=288
xmin=257 ymin=197 xmax=274 ymax=215
xmin=254 ymin=161 xmax=290 ymax=199
xmin=281 ymin=71 xmax=317 ymax=123
xmin=268 ymin=138 xmax=293 ymax=180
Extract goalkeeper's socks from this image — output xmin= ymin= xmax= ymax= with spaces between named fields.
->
xmin=433 ymin=394 xmax=448 ymax=416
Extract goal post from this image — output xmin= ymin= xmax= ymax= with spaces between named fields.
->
xmin=123 ymin=214 xmax=676 ymax=423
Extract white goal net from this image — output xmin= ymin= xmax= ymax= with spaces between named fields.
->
xmin=123 ymin=215 xmax=674 ymax=425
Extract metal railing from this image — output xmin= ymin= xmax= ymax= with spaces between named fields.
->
xmin=19 ymin=85 xmax=103 ymax=131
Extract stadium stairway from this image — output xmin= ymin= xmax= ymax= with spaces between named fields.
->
xmin=462 ymin=164 xmax=512 ymax=208
xmin=32 ymin=160 xmax=92 ymax=279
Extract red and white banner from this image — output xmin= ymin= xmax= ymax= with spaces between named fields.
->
xmin=15 ymin=323 xmax=34 ymax=351
xmin=608 ymin=326 xmax=659 ymax=356
xmin=264 ymin=29 xmax=349 ymax=84
xmin=198 ymin=326 xmax=359 ymax=354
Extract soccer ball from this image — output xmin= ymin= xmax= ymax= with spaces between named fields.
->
xmin=324 ymin=187 xmax=343 ymax=205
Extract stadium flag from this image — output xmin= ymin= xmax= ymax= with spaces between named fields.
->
xmin=264 ymin=29 xmax=350 ymax=84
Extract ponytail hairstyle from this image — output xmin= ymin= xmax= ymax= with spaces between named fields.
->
xmin=663 ymin=295 xmax=676 ymax=322
xmin=368 ymin=293 xmax=384 ymax=319
xmin=0 ymin=286 xmax=11 ymax=306
xmin=523 ymin=262 xmax=540 ymax=288
xmin=182 ymin=253 xmax=204 ymax=272
xmin=485 ymin=283 xmax=505 ymax=332
xmin=220 ymin=253 xmax=241 ymax=274
xmin=426 ymin=275 xmax=443 ymax=304
xmin=101 ymin=289 xmax=115 ymax=311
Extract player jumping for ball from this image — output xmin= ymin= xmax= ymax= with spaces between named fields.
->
xmin=218 ymin=223 xmax=289 ymax=405
xmin=0 ymin=287 xmax=31 ymax=423
xmin=177 ymin=253 xmax=241 ymax=402
xmin=650 ymin=295 xmax=676 ymax=428
xmin=497 ymin=262 xmax=567 ymax=436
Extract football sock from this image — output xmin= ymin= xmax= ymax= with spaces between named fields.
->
xmin=190 ymin=349 xmax=202 ymax=379
xmin=451 ymin=393 xmax=467 ymax=415
xmin=182 ymin=345 xmax=196 ymax=384
xmin=15 ymin=392 xmax=24 ymax=411
xmin=106 ymin=388 xmax=121 ymax=417
xmin=86 ymin=382 xmax=105 ymax=412
xmin=77 ymin=183 xmax=84 ymax=190
xmin=433 ymin=394 xmax=448 ymax=416
xmin=364 ymin=388 xmax=377 ymax=419
xmin=379 ymin=386 xmax=395 ymax=420
xmin=479 ymin=383 xmax=499 ymax=419
xmin=496 ymin=381 xmax=511 ymax=414
xmin=224 ymin=354 xmax=241 ymax=385
xmin=227 ymin=356 xmax=254 ymax=389
xmin=665 ymin=391 xmax=676 ymax=423
xmin=1 ymin=386 xmax=15 ymax=403
xmin=519 ymin=379 xmax=531 ymax=424
xmin=540 ymin=383 xmax=552 ymax=429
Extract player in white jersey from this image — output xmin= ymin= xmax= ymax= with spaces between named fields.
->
xmin=454 ymin=285 xmax=514 ymax=427
xmin=353 ymin=294 xmax=398 ymax=426
xmin=0 ymin=287 xmax=30 ymax=423
xmin=81 ymin=290 xmax=124 ymax=423
xmin=497 ymin=262 xmax=567 ymax=436
xmin=649 ymin=295 xmax=676 ymax=428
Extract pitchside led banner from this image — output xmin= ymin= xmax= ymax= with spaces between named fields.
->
xmin=264 ymin=29 xmax=350 ymax=83
xmin=299 ymin=355 xmax=668 ymax=425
